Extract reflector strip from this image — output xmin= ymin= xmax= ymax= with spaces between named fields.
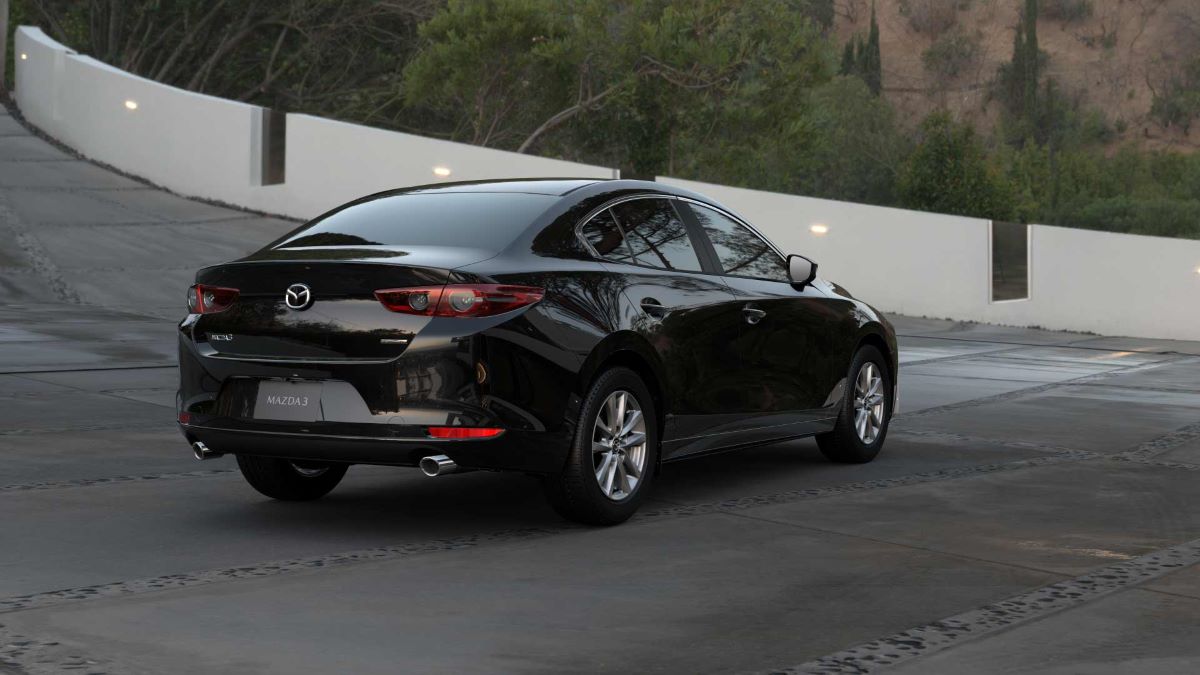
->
xmin=427 ymin=427 xmax=504 ymax=439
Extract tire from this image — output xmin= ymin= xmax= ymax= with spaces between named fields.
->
xmin=543 ymin=367 xmax=659 ymax=525
xmin=816 ymin=345 xmax=892 ymax=464
xmin=236 ymin=455 xmax=348 ymax=501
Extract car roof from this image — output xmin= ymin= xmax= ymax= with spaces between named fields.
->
xmin=386 ymin=178 xmax=603 ymax=197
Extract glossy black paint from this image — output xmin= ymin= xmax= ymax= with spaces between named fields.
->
xmin=178 ymin=179 xmax=897 ymax=474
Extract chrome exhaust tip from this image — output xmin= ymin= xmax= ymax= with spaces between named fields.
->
xmin=192 ymin=441 xmax=222 ymax=461
xmin=419 ymin=454 xmax=457 ymax=477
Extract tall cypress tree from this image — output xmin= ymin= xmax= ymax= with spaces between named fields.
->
xmin=840 ymin=38 xmax=857 ymax=76
xmin=1022 ymin=0 xmax=1040 ymax=124
xmin=864 ymin=1 xmax=882 ymax=95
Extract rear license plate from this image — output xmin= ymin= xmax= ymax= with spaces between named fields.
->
xmin=254 ymin=381 xmax=323 ymax=422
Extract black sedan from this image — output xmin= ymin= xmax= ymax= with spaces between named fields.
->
xmin=178 ymin=179 xmax=897 ymax=524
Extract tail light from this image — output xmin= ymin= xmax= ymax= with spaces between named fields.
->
xmin=375 ymin=284 xmax=543 ymax=317
xmin=187 ymin=284 xmax=239 ymax=314
xmin=427 ymin=426 xmax=504 ymax=439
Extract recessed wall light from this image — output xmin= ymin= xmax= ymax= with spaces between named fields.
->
xmin=19 ymin=53 xmax=28 ymax=61
xmin=810 ymin=224 xmax=829 ymax=235
xmin=433 ymin=166 xmax=452 ymax=177
xmin=124 ymin=100 xmax=139 ymax=111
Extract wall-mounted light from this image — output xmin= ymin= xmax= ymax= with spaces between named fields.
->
xmin=19 ymin=53 xmax=28 ymax=61
xmin=124 ymin=100 xmax=139 ymax=111
xmin=432 ymin=166 xmax=452 ymax=177
xmin=810 ymin=223 xmax=829 ymax=235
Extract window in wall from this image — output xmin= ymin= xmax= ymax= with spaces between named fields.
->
xmin=991 ymin=221 xmax=1030 ymax=302
xmin=610 ymin=199 xmax=703 ymax=271
xmin=689 ymin=204 xmax=789 ymax=282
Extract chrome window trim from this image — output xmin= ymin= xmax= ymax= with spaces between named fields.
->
xmin=574 ymin=193 xmax=789 ymax=279
xmin=573 ymin=193 xmax=669 ymax=260
xmin=675 ymin=197 xmax=788 ymax=265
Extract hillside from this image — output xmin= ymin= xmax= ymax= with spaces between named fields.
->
xmin=836 ymin=0 xmax=1200 ymax=152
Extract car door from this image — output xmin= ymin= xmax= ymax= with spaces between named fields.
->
xmin=679 ymin=200 xmax=842 ymax=439
xmin=578 ymin=197 xmax=746 ymax=456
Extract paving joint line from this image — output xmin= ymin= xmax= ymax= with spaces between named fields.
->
xmin=895 ymin=356 xmax=1188 ymax=421
xmin=0 ymin=450 xmax=1094 ymax=614
xmin=758 ymin=537 xmax=1200 ymax=674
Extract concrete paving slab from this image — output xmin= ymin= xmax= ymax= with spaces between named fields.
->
xmin=903 ymin=355 xmax=1124 ymax=383
xmin=1098 ymin=357 xmax=1200 ymax=392
xmin=0 ymin=115 xmax=25 ymax=136
xmin=896 ymin=336 xmax=1015 ymax=364
xmin=0 ymin=136 xmax=73 ymax=161
xmin=887 ymin=586 xmax=1200 ymax=674
xmin=891 ymin=316 xmax=1083 ymax=346
xmin=0 ymin=467 xmax=560 ymax=596
xmin=898 ymin=372 xmax=1041 ymax=413
xmin=0 ymin=160 xmax=147 ymax=189
xmin=1 ymin=426 xmax=192 ymax=486
xmin=5 ymin=188 xmax=160 ymax=225
xmin=19 ymin=367 xmax=177 ymax=392
xmin=1145 ymin=559 xmax=1200 ymax=600
xmin=92 ymin=188 xmax=252 ymax=222
xmin=900 ymin=384 xmax=1200 ymax=453
xmin=0 ymin=388 xmax=170 ymax=432
xmin=0 ymin=340 xmax=175 ymax=372
xmin=31 ymin=222 xmax=278 ymax=270
xmin=749 ymin=460 xmax=1200 ymax=576
xmin=1070 ymin=335 xmax=1200 ymax=356
xmin=1157 ymin=438 xmax=1200 ymax=466
xmin=0 ymin=512 xmax=1059 ymax=675
xmin=0 ymin=270 xmax=58 ymax=303
xmin=654 ymin=433 xmax=1050 ymax=506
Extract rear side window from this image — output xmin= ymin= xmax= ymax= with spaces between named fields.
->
xmin=611 ymin=199 xmax=702 ymax=272
xmin=579 ymin=209 xmax=636 ymax=264
xmin=275 ymin=192 xmax=557 ymax=250
xmin=690 ymin=204 xmax=789 ymax=282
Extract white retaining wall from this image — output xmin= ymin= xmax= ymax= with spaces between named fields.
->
xmin=660 ymin=177 xmax=1200 ymax=341
xmin=13 ymin=27 xmax=615 ymax=221
xmin=13 ymin=26 xmax=1199 ymax=340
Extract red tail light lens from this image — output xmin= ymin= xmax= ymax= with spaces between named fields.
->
xmin=187 ymin=284 xmax=239 ymax=314
xmin=375 ymin=284 xmax=543 ymax=317
xmin=427 ymin=426 xmax=505 ymax=439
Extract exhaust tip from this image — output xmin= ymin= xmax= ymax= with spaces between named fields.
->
xmin=192 ymin=441 xmax=222 ymax=461
xmin=420 ymin=454 xmax=456 ymax=477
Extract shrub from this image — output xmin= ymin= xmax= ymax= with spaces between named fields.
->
xmin=1040 ymin=0 xmax=1094 ymax=23
xmin=899 ymin=0 xmax=963 ymax=36
xmin=1056 ymin=196 xmax=1200 ymax=238
xmin=922 ymin=30 xmax=982 ymax=80
xmin=898 ymin=112 xmax=1017 ymax=220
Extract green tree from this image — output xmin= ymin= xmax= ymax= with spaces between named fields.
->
xmin=838 ymin=3 xmax=881 ymax=95
xmin=863 ymin=1 xmax=882 ymax=95
xmin=1021 ymin=0 xmax=1040 ymax=124
xmin=898 ymin=112 xmax=1015 ymax=220
xmin=404 ymin=0 xmax=833 ymax=177
xmin=797 ymin=76 xmax=906 ymax=204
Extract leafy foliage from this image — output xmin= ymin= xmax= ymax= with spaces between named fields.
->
xmin=922 ymin=30 xmax=982 ymax=80
xmin=12 ymin=0 xmax=1200 ymax=238
xmin=898 ymin=112 xmax=1015 ymax=220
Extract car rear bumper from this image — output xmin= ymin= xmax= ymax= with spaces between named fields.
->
xmin=179 ymin=418 xmax=572 ymax=474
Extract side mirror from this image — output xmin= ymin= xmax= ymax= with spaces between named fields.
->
xmin=787 ymin=254 xmax=817 ymax=288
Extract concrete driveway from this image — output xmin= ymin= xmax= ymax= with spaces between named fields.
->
xmin=3 ymin=103 xmax=1200 ymax=674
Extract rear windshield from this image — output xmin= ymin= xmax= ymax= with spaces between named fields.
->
xmin=274 ymin=192 xmax=557 ymax=250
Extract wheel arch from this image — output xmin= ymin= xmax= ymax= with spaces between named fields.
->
xmin=854 ymin=325 xmax=897 ymax=406
xmin=577 ymin=332 xmax=668 ymax=443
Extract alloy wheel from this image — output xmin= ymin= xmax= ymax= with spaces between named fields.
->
xmin=853 ymin=362 xmax=886 ymax=444
xmin=591 ymin=390 xmax=647 ymax=501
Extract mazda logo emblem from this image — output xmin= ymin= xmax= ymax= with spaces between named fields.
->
xmin=285 ymin=283 xmax=313 ymax=310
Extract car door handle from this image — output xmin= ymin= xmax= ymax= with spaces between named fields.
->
xmin=640 ymin=298 xmax=668 ymax=318
xmin=743 ymin=306 xmax=766 ymax=325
